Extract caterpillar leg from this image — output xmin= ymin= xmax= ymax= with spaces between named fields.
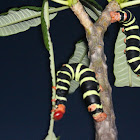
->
xmin=124 ymin=49 xmax=126 ymax=54
xmin=93 ymin=112 xmax=107 ymax=122
xmin=99 ymin=85 xmax=103 ymax=92
xmin=122 ymin=27 xmax=125 ymax=32
xmin=124 ymin=38 xmax=126 ymax=43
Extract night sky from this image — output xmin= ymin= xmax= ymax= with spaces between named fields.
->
xmin=0 ymin=0 xmax=140 ymax=140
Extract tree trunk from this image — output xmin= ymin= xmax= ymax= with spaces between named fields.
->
xmin=71 ymin=1 xmax=120 ymax=140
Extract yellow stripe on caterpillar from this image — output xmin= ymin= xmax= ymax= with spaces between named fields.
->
xmin=78 ymin=68 xmax=93 ymax=81
xmin=120 ymin=10 xmax=125 ymax=14
xmin=57 ymin=71 xmax=72 ymax=79
xmin=124 ymin=10 xmax=132 ymax=24
xmin=96 ymin=104 xmax=103 ymax=109
xmin=126 ymin=35 xmax=140 ymax=40
xmin=83 ymin=90 xmax=100 ymax=99
xmin=91 ymin=104 xmax=103 ymax=109
xmin=128 ymin=57 xmax=140 ymax=63
xmin=75 ymin=63 xmax=83 ymax=81
xmin=80 ymin=77 xmax=98 ymax=86
xmin=65 ymin=64 xmax=74 ymax=80
xmin=56 ymin=85 xmax=68 ymax=90
xmin=119 ymin=10 xmax=127 ymax=23
xmin=123 ymin=17 xmax=136 ymax=26
xmin=125 ymin=25 xmax=139 ymax=32
xmin=126 ymin=46 xmax=140 ymax=52
xmin=57 ymin=78 xmax=70 ymax=85
xmin=56 ymin=95 xmax=67 ymax=101
xmin=92 ymin=112 xmax=103 ymax=117
xmin=134 ymin=64 xmax=140 ymax=72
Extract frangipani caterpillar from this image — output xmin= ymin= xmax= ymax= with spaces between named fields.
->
xmin=110 ymin=9 xmax=140 ymax=75
xmin=52 ymin=63 xmax=107 ymax=122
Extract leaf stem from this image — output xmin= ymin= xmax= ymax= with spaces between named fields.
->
xmin=49 ymin=6 xmax=69 ymax=13
xmin=42 ymin=0 xmax=56 ymax=139
xmin=107 ymin=0 xmax=111 ymax=2
xmin=51 ymin=0 xmax=69 ymax=6
xmin=120 ymin=0 xmax=140 ymax=9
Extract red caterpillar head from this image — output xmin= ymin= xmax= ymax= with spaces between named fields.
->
xmin=110 ymin=11 xmax=127 ymax=23
xmin=53 ymin=104 xmax=66 ymax=121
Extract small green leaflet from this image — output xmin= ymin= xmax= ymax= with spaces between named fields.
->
xmin=0 ymin=6 xmax=57 ymax=36
xmin=114 ymin=28 xmax=140 ymax=87
xmin=41 ymin=1 xmax=50 ymax=51
xmin=84 ymin=6 xmax=101 ymax=21
xmin=80 ymin=0 xmax=103 ymax=11
xmin=81 ymin=0 xmax=102 ymax=21
xmin=68 ymin=41 xmax=89 ymax=94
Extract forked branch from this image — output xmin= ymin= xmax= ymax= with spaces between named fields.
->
xmin=71 ymin=1 xmax=120 ymax=140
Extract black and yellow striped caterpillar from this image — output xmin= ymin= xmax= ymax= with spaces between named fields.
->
xmin=53 ymin=63 xmax=107 ymax=122
xmin=110 ymin=9 xmax=140 ymax=75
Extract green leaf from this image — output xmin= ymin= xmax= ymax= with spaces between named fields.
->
xmin=68 ymin=41 xmax=89 ymax=94
xmin=114 ymin=28 xmax=140 ymax=87
xmin=0 ymin=6 xmax=57 ymax=36
xmin=81 ymin=0 xmax=102 ymax=21
xmin=0 ymin=6 xmax=42 ymax=16
xmin=41 ymin=1 xmax=50 ymax=51
xmin=80 ymin=0 xmax=103 ymax=11
xmin=84 ymin=6 xmax=101 ymax=21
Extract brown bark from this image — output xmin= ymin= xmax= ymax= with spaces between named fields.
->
xmin=71 ymin=1 xmax=120 ymax=140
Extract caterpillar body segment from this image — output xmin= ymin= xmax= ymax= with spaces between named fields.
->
xmin=53 ymin=63 xmax=107 ymax=122
xmin=110 ymin=10 xmax=140 ymax=75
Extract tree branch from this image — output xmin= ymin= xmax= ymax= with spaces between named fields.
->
xmin=71 ymin=1 xmax=120 ymax=140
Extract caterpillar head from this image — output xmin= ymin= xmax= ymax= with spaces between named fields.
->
xmin=110 ymin=11 xmax=121 ymax=23
xmin=53 ymin=104 xmax=66 ymax=121
xmin=110 ymin=11 xmax=127 ymax=23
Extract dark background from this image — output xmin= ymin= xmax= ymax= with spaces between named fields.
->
xmin=0 ymin=0 xmax=140 ymax=140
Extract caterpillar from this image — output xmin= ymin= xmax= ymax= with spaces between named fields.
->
xmin=110 ymin=9 xmax=140 ymax=75
xmin=52 ymin=63 xmax=107 ymax=122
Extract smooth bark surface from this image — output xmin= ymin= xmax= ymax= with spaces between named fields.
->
xmin=71 ymin=1 xmax=120 ymax=140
